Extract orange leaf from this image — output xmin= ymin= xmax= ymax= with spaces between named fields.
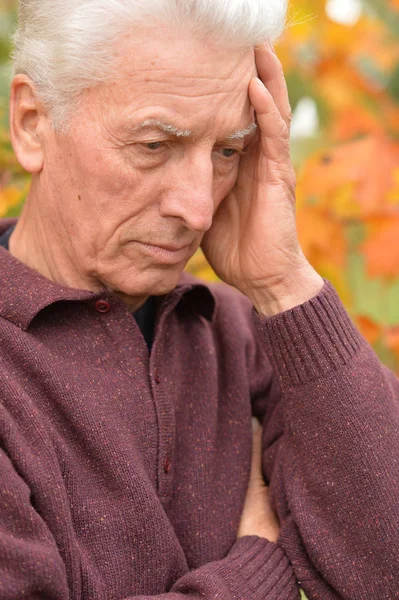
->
xmin=297 ymin=208 xmax=348 ymax=267
xmin=356 ymin=316 xmax=381 ymax=345
xmin=386 ymin=327 xmax=399 ymax=360
xmin=297 ymin=136 xmax=399 ymax=218
xmin=361 ymin=217 xmax=399 ymax=278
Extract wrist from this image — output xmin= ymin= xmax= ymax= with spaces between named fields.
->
xmin=245 ymin=267 xmax=324 ymax=318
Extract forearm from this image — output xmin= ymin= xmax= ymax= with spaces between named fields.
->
xmin=255 ymin=280 xmax=399 ymax=599
xmin=1 ymin=445 xmax=299 ymax=600
xmin=160 ymin=537 xmax=298 ymax=600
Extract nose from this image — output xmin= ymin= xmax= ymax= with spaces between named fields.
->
xmin=159 ymin=156 xmax=214 ymax=233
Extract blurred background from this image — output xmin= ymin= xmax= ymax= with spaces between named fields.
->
xmin=1 ymin=0 xmax=398 ymax=371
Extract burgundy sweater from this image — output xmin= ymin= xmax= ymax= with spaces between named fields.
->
xmin=0 ymin=218 xmax=398 ymax=600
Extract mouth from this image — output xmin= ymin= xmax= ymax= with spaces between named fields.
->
xmin=149 ymin=242 xmax=192 ymax=252
xmin=135 ymin=241 xmax=194 ymax=264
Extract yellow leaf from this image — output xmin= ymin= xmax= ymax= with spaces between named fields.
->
xmin=186 ymin=250 xmax=219 ymax=282
xmin=0 ymin=186 xmax=22 ymax=217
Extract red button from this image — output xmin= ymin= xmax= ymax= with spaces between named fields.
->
xmin=95 ymin=300 xmax=111 ymax=314
xmin=154 ymin=371 xmax=161 ymax=385
xmin=164 ymin=457 xmax=172 ymax=474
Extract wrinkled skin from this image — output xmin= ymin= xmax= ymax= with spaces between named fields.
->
xmin=9 ymin=24 xmax=322 ymax=314
xmin=10 ymin=28 xmax=256 ymax=310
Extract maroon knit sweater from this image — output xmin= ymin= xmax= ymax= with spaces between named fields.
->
xmin=0 ymin=218 xmax=398 ymax=600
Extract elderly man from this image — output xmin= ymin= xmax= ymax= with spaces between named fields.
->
xmin=0 ymin=1 xmax=398 ymax=599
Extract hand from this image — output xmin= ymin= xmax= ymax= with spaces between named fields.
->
xmin=237 ymin=418 xmax=280 ymax=543
xmin=201 ymin=44 xmax=323 ymax=315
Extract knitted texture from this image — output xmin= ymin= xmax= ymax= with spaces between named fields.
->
xmin=0 ymin=220 xmax=398 ymax=599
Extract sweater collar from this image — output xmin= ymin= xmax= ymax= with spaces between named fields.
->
xmin=0 ymin=219 xmax=215 ymax=330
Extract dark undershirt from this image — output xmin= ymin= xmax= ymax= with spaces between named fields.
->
xmin=0 ymin=225 xmax=156 ymax=351
xmin=0 ymin=225 xmax=15 ymax=251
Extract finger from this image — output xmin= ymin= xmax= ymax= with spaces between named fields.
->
xmin=248 ymin=77 xmax=291 ymax=165
xmin=255 ymin=44 xmax=292 ymax=130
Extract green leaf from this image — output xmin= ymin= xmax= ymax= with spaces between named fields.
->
xmin=387 ymin=62 xmax=399 ymax=104
xmin=300 ymin=590 xmax=310 ymax=600
xmin=286 ymin=70 xmax=330 ymax=128
xmin=290 ymin=134 xmax=326 ymax=169
xmin=354 ymin=56 xmax=390 ymax=90
xmin=346 ymin=222 xmax=367 ymax=250
xmin=5 ymin=199 xmax=24 ymax=218
xmin=286 ymin=70 xmax=312 ymax=113
xmin=363 ymin=0 xmax=399 ymax=38
xmin=348 ymin=252 xmax=399 ymax=327
xmin=373 ymin=337 xmax=399 ymax=373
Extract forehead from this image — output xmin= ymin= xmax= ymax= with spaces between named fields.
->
xmin=97 ymin=26 xmax=256 ymax=137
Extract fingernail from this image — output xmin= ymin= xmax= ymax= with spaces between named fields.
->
xmin=252 ymin=417 xmax=260 ymax=432
xmin=254 ymin=77 xmax=264 ymax=87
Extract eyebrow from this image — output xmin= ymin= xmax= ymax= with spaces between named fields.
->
xmin=137 ymin=119 xmax=194 ymax=138
xmin=225 ymin=122 xmax=258 ymax=141
xmin=132 ymin=119 xmax=258 ymax=141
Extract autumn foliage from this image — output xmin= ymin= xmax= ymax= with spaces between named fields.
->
xmin=0 ymin=0 xmax=398 ymax=370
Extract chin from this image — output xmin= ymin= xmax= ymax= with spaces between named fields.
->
xmin=113 ymin=264 xmax=186 ymax=298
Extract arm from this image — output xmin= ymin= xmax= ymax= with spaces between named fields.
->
xmin=254 ymin=280 xmax=399 ymax=599
xmin=200 ymin=40 xmax=399 ymax=599
xmin=0 ymin=444 xmax=298 ymax=600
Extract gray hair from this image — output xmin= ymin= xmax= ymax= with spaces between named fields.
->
xmin=12 ymin=0 xmax=288 ymax=129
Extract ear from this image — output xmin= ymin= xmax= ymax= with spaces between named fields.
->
xmin=9 ymin=75 xmax=46 ymax=174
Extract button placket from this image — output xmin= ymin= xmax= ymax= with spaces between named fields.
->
xmin=151 ymin=362 xmax=175 ymax=499
xmin=149 ymin=295 xmax=183 ymax=501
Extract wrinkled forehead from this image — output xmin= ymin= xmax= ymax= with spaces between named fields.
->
xmin=95 ymin=27 xmax=257 ymax=136
xmin=113 ymin=24 xmax=256 ymax=82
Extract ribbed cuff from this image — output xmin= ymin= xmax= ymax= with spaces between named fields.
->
xmin=217 ymin=536 xmax=299 ymax=599
xmin=254 ymin=280 xmax=365 ymax=389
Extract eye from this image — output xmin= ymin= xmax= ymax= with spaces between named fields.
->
xmin=221 ymin=148 xmax=239 ymax=158
xmin=145 ymin=142 xmax=165 ymax=151
xmin=215 ymin=147 xmax=245 ymax=160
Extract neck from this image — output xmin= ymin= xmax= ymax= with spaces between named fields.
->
xmin=9 ymin=192 xmax=147 ymax=313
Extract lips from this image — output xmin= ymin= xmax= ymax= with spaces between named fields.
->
xmin=148 ymin=242 xmax=192 ymax=252
xmin=135 ymin=240 xmax=194 ymax=264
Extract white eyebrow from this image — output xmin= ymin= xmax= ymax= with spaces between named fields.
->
xmin=133 ymin=119 xmax=257 ymax=141
xmin=139 ymin=119 xmax=194 ymax=138
xmin=225 ymin=122 xmax=258 ymax=141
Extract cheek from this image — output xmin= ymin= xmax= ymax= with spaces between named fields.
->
xmin=213 ymin=166 xmax=239 ymax=210
xmin=69 ymin=143 xmax=150 ymax=216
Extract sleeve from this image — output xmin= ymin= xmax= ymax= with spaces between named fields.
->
xmin=0 ymin=447 xmax=299 ymax=600
xmin=251 ymin=279 xmax=399 ymax=600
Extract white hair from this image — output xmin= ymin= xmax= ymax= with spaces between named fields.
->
xmin=12 ymin=0 xmax=288 ymax=129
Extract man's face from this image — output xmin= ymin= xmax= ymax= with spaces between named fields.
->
xmin=42 ymin=27 xmax=256 ymax=300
